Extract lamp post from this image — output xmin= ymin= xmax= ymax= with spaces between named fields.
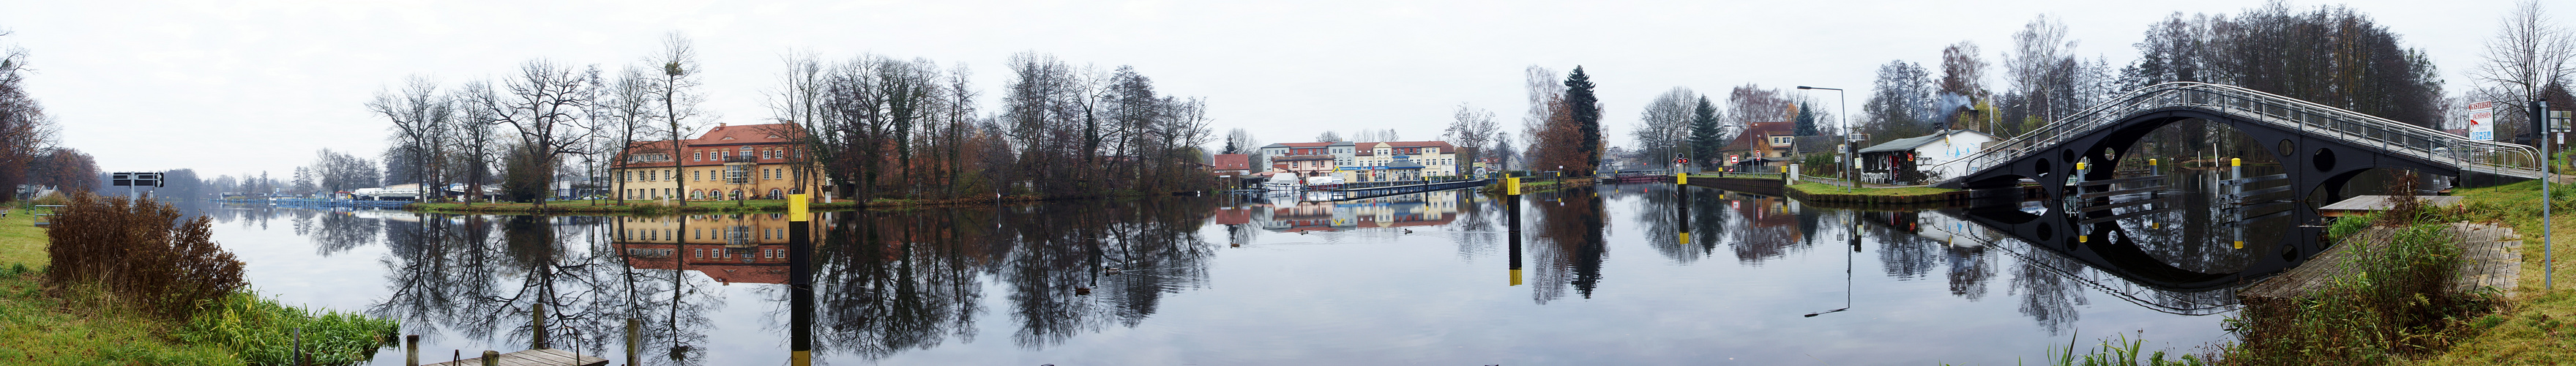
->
xmin=1798 ymin=86 xmax=1850 ymax=192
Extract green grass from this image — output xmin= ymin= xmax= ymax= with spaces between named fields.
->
xmin=174 ymin=291 xmax=397 ymax=365
xmin=2411 ymin=180 xmax=2576 ymax=364
xmin=1783 ymin=182 xmax=1957 ymax=197
xmin=0 ymin=198 xmax=394 ymax=365
xmin=0 ymin=268 xmax=243 ymax=365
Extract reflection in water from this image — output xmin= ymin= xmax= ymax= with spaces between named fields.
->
xmin=199 ymin=178 xmax=2297 ymax=364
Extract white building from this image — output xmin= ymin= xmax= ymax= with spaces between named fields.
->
xmin=1856 ymin=130 xmax=1999 ymax=184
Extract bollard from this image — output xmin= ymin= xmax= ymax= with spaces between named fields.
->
xmin=294 ymin=328 xmax=303 ymax=366
xmin=406 ymin=335 xmax=419 ymax=366
xmin=1506 ymin=177 xmax=1520 ymax=195
xmin=2149 ymin=158 xmax=2159 ymax=176
xmin=627 ymin=319 xmax=642 ymax=366
xmin=2230 ymin=158 xmax=2243 ymax=203
xmin=482 ymin=350 xmax=499 ymax=366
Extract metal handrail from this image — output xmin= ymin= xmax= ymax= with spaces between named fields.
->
xmin=1947 ymin=82 xmax=2543 ymax=182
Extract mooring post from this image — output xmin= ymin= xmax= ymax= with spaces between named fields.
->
xmin=790 ymin=193 xmax=814 ymax=366
xmin=481 ymin=350 xmax=499 ymax=366
xmin=294 ymin=327 xmax=303 ymax=366
xmin=627 ymin=318 xmax=641 ymax=366
xmin=2148 ymin=159 xmax=2160 ymax=198
xmin=405 ymin=335 xmax=419 ymax=366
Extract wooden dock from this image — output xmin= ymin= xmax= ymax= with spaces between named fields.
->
xmin=2240 ymin=223 xmax=2520 ymax=301
xmin=2314 ymin=195 xmax=2465 ymax=217
xmin=424 ymin=348 xmax=607 ymax=366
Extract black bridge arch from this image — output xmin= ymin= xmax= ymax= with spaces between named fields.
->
xmin=1952 ymin=107 xmax=2460 ymax=201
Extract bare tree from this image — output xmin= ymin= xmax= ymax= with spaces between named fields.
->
xmin=1314 ymin=130 xmax=1342 ymax=142
xmin=2476 ymin=0 xmax=2575 ymax=124
xmin=471 ymin=59 xmax=599 ymax=205
xmin=653 ymin=32 xmax=708 ymax=206
xmin=1632 ymin=87 xmax=1695 ymax=165
xmin=1520 ymin=66 xmax=1562 ymax=150
xmin=2004 ymin=15 xmax=2076 ymax=124
xmin=370 ymin=76 xmax=455 ymax=202
xmin=1441 ymin=102 xmax=1498 ymax=174
xmin=605 ymin=65 xmax=664 ymax=204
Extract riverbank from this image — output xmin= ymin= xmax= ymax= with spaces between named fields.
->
xmin=1476 ymin=178 xmax=1594 ymax=195
xmin=1782 ymin=182 xmax=1962 ymax=206
xmin=0 ymin=202 xmax=397 ymax=365
xmin=407 ymin=192 xmax=1150 ymax=214
xmin=2414 ymin=180 xmax=2576 ymax=364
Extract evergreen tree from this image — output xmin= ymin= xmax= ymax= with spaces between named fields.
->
xmin=1688 ymin=96 xmax=1723 ymax=168
xmin=1563 ymin=67 xmax=1602 ymax=172
xmin=1793 ymin=102 xmax=1819 ymax=136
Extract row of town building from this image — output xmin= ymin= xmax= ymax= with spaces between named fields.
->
xmin=1209 ymin=140 xmax=1474 ymax=185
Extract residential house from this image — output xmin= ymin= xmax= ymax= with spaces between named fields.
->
xmin=611 ymin=123 xmax=828 ymax=201
xmin=1720 ymin=122 xmax=1799 ymax=168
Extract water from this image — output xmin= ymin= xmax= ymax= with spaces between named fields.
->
xmin=192 ymin=176 xmax=2288 ymax=365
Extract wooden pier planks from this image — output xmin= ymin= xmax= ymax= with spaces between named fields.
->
xmin=2314 ymin=195 xmax=2466 ymax=217
xmin=2239 ymin=223 xmax=2519 ymax=301
xmin=422 ymin=348 xmax=608 ymax=366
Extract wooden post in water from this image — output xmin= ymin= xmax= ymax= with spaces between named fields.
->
xmin=405 ymin=335 xmax=419 ymax=366
xmin=531 ymin=302 xmax=548 ymax=349
xmin=627 ymin=318 xmax=641 ymax=366
xmin=481 ymin=350 xmax=499 ymax=366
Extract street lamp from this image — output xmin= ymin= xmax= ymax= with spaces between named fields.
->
xmin=1797 ymin=86 xmax=1850 ymax=192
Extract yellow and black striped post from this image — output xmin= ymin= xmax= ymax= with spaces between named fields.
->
xmin=788 ymin=193 xmax=813 ymax=366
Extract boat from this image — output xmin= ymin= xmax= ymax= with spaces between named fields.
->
xmin=1262 ymin=173 xmax=1304 ymax=191
xmin=1303 ymin=175 xmax=1345 ymax=190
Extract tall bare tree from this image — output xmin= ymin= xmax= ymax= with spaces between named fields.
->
xmin=370 ymin=76 xmax=454 ymax=201
xmin=653 ymin=32 xmax=708 ymax=206
xmin=2476 ymin=0 xmax=2576 ymax=132
xmin=1632 ymin=87 xmax=1695 ymax=165
xmin=472 ymin=59 xmax=599 ymax=205
xmin=1441 ymin=103 xmax=1498 ymax=174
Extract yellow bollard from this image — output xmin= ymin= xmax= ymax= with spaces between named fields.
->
xmin=1506 ymin=177 xmax=1522 ymax=195
xmin=2232 ymin=158 xmax=2241 ymax=167
xmin=1676 ymin=172 xmax=1687 ymax=184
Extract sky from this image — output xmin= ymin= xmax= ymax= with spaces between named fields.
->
xmin=0 ymin=0 xmax=2547 ymax=179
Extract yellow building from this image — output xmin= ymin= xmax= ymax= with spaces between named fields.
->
xmin=611 ymin=123 xmax=826 ymax=201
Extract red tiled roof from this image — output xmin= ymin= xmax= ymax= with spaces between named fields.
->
xmin=1214 ymin=154 xmax=1250 ymax=170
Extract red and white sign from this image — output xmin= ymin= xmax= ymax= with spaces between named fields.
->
xmin=2468 ymin=101 xmax=2494 ymax=141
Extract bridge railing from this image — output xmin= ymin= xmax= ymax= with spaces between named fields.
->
xmin=1956 ymin=82 xmax=2542 ymax=180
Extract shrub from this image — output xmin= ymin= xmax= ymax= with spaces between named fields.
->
xmin=2226 ymin=224 xmax=2498 ymax=365
xmin=44 ymin=193 xmax=245 ymax=321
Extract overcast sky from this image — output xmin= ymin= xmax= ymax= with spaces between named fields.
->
xmin=0 ymin=0 xmax=2542 ymax=179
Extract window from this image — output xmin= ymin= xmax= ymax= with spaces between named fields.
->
xmin=692 ymin=171 xmax=701 ymax=181
xmin=694 ymin=152 xmax=703 ymax=161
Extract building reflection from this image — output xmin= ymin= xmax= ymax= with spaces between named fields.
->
xmin=1251 ymin=190 xmax=1465 ymax=233
xmin=610 ymin=214 xmax=810 ymax=285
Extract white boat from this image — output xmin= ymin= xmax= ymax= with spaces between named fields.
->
xmin=1303 ymin=175 xmax=1344 ymax=190
xmin=1262 ymin=173 xmax=1304 ymax=191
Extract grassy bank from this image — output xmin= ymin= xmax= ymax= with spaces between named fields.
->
xmin=2414 ymin=180 xmax=2576 ymax=364
xmin=0 ymin=200 xmax=397 ymax=365
xmin=1782 ymin=182 xmax=1960 ymax=206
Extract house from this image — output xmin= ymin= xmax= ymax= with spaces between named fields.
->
xmin=1256 ymin=142 xmax=1352 ymax=170
xmin=1276 ymin=154 xmax=1338 ymax=178
xmin=1720 ymin=122 xmax=1798 ymax=168
xmin=1212 ymin=154 xmax=1251 ymax=175
xmin=1337 ymin=141 xmax=1459 ymax=182
xmin=610 ymin=123 xmax=829 ymax=201
xmin=1854 ymin=129 xmax=1999 ymax=184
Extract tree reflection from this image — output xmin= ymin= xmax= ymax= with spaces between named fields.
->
xmin=1528 ymin=187 xmax=1608 ymax=303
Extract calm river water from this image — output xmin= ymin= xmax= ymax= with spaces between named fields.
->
xmin=190 ymin=176 xmax=2292 ymax=365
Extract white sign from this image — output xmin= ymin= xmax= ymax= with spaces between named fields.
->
xmin=2468 ymin=101 xmax=2494 ymax=141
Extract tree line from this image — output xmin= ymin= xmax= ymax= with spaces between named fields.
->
xmin=360 ymin=34 xmax=1217 ymax=206
xmin=1610 ymin=2 xmax=2571 ymax=171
